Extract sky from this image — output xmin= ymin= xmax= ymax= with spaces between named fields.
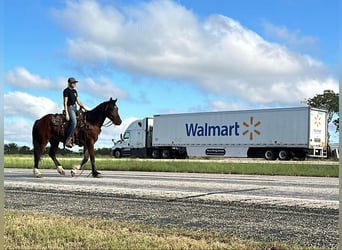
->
xmin=3 ymin=0 xmax=339 ymax=149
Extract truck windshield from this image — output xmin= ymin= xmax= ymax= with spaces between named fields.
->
xmin=123 ymin=132 xmax=130 ymax=140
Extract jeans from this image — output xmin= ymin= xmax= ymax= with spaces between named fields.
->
xmin=66 ymin=105 xmax=77 ymax=140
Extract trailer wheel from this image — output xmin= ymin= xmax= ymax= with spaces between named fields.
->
xmin=161 ymin=149 xmax=170 ymax=159
xmin=292 ymin=149 xmax=306 ymax=160
xmin=278 ymin=150 xmax=289 ymax=160
xmin=177 ymin=147 xmax=188 ymax=159
xmin=152 ymin=149 xmax=159 ymax=159
xmin=264 ymin=150 xmax=275 ymax=160
xmin=113 ymin=149 xmax=122 ymax=158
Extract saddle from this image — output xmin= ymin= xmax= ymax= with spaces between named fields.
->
xmin=51 ymin=109 xmax=88 ymax=146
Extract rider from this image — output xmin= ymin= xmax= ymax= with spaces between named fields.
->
xmin=63 ymin=77 xmax=87 ymax=148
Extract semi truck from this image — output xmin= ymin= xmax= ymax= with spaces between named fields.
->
xmin=112 ymin=106 xmax=328 ymax=160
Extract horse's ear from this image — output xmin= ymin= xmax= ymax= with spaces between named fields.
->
xmin=109 ymin=97 xmax=117 ymax=104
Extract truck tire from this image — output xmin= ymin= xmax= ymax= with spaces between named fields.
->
xmin=152 ymin=149 xmax=159 ymax=159
xmin=292 ymin=149 xmax=306 ymax=160
xmin=264 ymin=150 xmax=275 ymax=160
xmin=113 ymin=149 xmax=122 ymax=158
xmin=161 ymin=149 xmax=170 ymax=159
xmin=278 ymin=150 xmax=289 ymax=160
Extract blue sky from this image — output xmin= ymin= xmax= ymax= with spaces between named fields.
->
xmin=3 ymin=0 xmax=339 ymax=149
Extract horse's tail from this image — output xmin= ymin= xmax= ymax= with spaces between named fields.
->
xmin=32 ymin=119 xmax=41 ymax=168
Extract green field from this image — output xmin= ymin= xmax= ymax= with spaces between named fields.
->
xmin=4 ymin=155 xmax=338 ymax=177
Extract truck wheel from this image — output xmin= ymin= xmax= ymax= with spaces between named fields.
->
xmin=161 ymin=149 xmax=170 ymax=159
xmin=292 ymin=149 xmax=306 ymax=160
xmin=152 ymin=149 xmax=159 ymax=159
xmin=264 ymin=150 xmax=275 ymax=160
xmin=278 ymin=150 xmax=289 ymax=160
xmin=113 ymin=149 xmax=122 ymax=158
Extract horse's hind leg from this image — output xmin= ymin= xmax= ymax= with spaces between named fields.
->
xmin=49 ymin=139 xmax=65 ymax=175
xmin=33 ymin=142 xmax=46 ymax=178
xmin=32 ymin=124 xmax=48 ymax=178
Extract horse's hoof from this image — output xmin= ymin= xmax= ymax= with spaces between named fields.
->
xmin=71 ymin=169 xmax=77 ymax=177
xmin=71 ymin=165 xmax=81 ymax=177
xmin=57 ymin=166 xmax=65 ymax=175
xmin=33 ymin=169 xmax=42 ymax=178
xmin=93 ymin=173 xmax=102 ymax=178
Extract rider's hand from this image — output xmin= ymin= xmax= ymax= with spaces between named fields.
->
xmin=65 ymin=112 xmax=70 ymax=121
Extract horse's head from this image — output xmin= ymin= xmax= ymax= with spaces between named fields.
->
xmin=105 ymin=98 xmax=122 ymax=125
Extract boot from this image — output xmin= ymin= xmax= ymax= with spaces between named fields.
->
xmin=65 ymin=137 xmax=73 ymax=148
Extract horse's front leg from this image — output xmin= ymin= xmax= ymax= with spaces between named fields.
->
xmin=89 ymin=144 xmax=101 ymax=178
xmin=71 ymin=148 xmax=89 ymax=177
xmin=49 ymin=139 xmax=65 ymax=175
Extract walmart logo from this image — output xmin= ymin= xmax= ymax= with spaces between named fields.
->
xmin=242 ymin=116 xmax=261 ymax=140
xmin=314 ymin=114 xmax=321 ymax=127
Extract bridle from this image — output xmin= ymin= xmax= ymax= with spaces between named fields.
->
xmin=103 ymin=102 xmax=120 ymax=127
xmin=103 ymin=120 xmax=114 ymax=127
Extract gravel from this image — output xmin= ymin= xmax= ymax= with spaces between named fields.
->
xmin=5 ymin=186 xmax=338 ymax=248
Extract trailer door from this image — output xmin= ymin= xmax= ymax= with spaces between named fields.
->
xmin=309 ymin=109 xmax=327 ymax=153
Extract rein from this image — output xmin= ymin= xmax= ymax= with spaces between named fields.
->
xmin=84 ymin=101 xmax=118 ymax=128
xmin=102 ymin=120 xmax=114 ymax=127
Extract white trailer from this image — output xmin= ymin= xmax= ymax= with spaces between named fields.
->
xmin=112 ymin=107 xmax=327 ymax=160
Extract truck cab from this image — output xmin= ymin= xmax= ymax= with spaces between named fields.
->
xmin=112 ymin=118 xmax=153 ymax=158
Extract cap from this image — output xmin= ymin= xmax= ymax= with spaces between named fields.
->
xmin=68 ymin=77 xmax=78 ymax=84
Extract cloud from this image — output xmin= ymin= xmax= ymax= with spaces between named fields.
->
xmin=81 ymin=77 xmax=128 ymax=100
xmin=4 ymin=91 xmax=60 ymax=119
xmin=4 ymin=67 xmax=129 ymax=104
xmin=4 ymin=118 xmax=34 ymax=146
xmin=5 ymin=67 xmax=54 ymax=89
xmin=262 ymin=21 xmax=318 ymax=47
xmin=52 ymin=0 xmax=338 ymax=106
xmin=210 ymin=100 xmax=252 ymax=111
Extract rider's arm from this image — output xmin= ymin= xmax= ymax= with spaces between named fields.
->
xmin=76 ymin=97 xmax=87 ymax=111
xmin=64 ymin=96 xmax=69 ymax=118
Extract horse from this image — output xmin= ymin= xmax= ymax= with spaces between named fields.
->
xmin=32 ymin=97 xmax=122 ymax=178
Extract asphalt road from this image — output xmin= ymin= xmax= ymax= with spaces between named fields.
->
xmin=4 ymin=168 xmax=339 ymax=248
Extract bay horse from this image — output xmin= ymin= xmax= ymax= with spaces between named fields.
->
xmin=32 ymin=97 xmax=122 ymax=178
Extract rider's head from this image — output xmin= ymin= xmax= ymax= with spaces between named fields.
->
xmin=68 ymin=77 xmax=78 ymax=87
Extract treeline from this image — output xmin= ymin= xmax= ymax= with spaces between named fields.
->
xmin=4 ymin=143 xmax=112 ymax=156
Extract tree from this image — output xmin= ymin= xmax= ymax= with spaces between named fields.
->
xmin=95 ymin=147 xmax=112 ymax=155
xmin=18 ymin=146 xmax=32 ymax=154
xmin=305 ymin=90 xmax=339 ymax=132
xmin=4 ymin=143 xmax=19 ymax=154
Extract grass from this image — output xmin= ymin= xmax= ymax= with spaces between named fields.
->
xmin=5 ymin=210 xmax=321 ymax=250
xmin=4 ymin=155 xmax=338 ymax=177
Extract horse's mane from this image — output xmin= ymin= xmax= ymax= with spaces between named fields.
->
xmin=84 ymin=101 xmax=108 ymax=125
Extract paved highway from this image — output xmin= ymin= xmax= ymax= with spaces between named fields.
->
xmin=4 ymin=168 xmax=338 ymax=248
xmin=4 ymin=168 xmax=338 ymax=208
